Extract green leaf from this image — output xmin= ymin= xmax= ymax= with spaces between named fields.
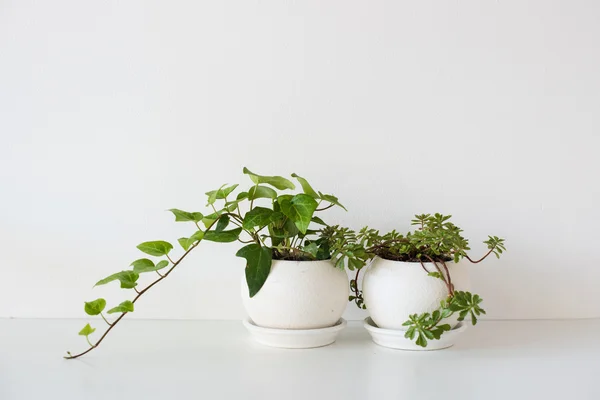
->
xmin=236 ymin=244 xmax=272 ymax=298
xmin=311 ymin=216 xmax=328 ymax=226
xmin=248 ymin=185 xmax=278 ymax=200
xmin=243 ymin=167 xmax=295 ymax=190
xmin=318 ymin=192 xmax=347 ymax=211
xmin=206 ymin=184 xmax=239 ymax=203
xmin=427 ymin=272 xmax=443 ymax=280
xmin=242 ymin=207 xmax=274 ymax=230
xmin=84 ymin=298 xmax=106 ymax=316
xmin=136 ymin=241 xmax=173 ymax=257
xmin=302 ymin=242 xmax=319 ymax=258
xmin=177 ymin=230 xmax=204 ymax=251
xmin=95 ymin=271 xmax=139 ymax=289
xmin=204 ymin=228 xmax=242 ymax=243
xmin=216 ymin=215 xmax=230 ymax=232
xmin=131 ymin=258 xmax=169 ymax=273
xmin=107 ymin=300 xmax=134 ymax=314
xmin=416 ymin=333 xmax=428 ymax=348
xmin=201 ymin=212 xmax=219 ymax=229
xmin=168 ymin=209 xmax=203 ymax=222
xmin=78 ymin=323 xmax=95 ymax=336
xmin=291 ymin=173 xmax=319 ymax=198
xmin=279 ymin=194 xmax=318 ymax=234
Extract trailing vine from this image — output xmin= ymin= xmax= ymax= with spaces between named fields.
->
xmin=65 ymin=168 xmax=362 ymax=359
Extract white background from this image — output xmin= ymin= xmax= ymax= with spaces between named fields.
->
xmin=1 ymin=0 xmax=599 ymax=322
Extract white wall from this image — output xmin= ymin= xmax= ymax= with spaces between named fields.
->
xmin=1 ymin=0 xmax=599 ymax=322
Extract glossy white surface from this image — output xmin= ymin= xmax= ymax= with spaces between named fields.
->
xmin=241 ymin=260 xmax=349 ymax=329
xmin=1 ymin=318 xmax=599 ymax=400
xmin=243 ymin=318 xmax=346 ymax=348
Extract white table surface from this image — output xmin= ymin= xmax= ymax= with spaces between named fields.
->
xmin=1 ymin=318 xmax=599 ymax=400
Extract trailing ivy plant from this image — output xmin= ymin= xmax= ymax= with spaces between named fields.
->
xmin=332 ymin=213 xmax=505 ymax=347
xmin=65 ymin=168 xmax=360 ymax=359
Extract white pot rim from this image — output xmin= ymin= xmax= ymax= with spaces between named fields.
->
xmin=372 ymin=255 xmax=455 ymax=265
xmin=270 ymin=258 xmax=333 ymax=263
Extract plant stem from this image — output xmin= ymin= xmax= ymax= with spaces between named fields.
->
xmin=439 ymin=259 xmax=454 ymax=295
xmin=315 ymin=203 xmax=335 ymax=212
xmin=64 ymin=217 xmax=223 ymax=360
xmin=100 ymin=313 xmax=111 ymax=326
xmin=465 ymin=247 xmax=495 ymax=264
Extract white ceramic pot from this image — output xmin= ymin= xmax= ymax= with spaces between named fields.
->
xmin=362 ymin=257 xmax=471 ymax=330
xmin=241 ymin=259 xmax=349 ymax=329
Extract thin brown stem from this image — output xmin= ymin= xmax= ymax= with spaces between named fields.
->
xmin=465 ymin=248 xmax=495 ymax=264
xmin=424 ymin=255 xmax=452 ymax=297
xmin=315 ymin=203 xmax=335 ymax=212
xmin=439 ymin=259 xmax=454 ymax=295
xmin=65 ymin=217 xmax=222 ymax=360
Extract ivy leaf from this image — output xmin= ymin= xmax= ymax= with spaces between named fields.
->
xmin=216 ymin=215 xmax=230 ymax=232
xmin=248 ymin=185 xmax=277 ymax=200
xmin=318 ymin=192 xmax=347 ymax=211
xmin=242 ymin=207 xmax=274 ymax=230
xmin=279 ymin=194 xmax=318 ymax=234
xmin=136 ymin=241 xmax=173 ymax=257
xmin=204 ymin=228 xmax=242 ymax=243
xmin=178 ymin=230 xmax=205 ymax=251
xmin=84 ymin=298 xmax=106 ymax=316
xmin=243 ymin=167 xmax=295 ymax=190
xmin=78 ymin=323 xmax=95 ymax=336
xmin=236 ymin=243 xmax=272 ymax=298
xmin=168 ymin=209 xmax=203 ymax=222
xmin=107 ymin=300 xmax=134 ymax=314
xmin=206 ymin=184 xmax=239 ymax=204
xmin=131 ymin=258 xmax=169 ymax=273
xmin=291 ymin=173 xmax=319 ymax=198
xmin=95 ymin=271 xmax=139 ymax=289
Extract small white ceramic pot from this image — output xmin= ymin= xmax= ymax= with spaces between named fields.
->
xmin=362 ymin=256 xmax=471 ymax=330
xmin=241 ymin=259 xmax=349 ymax=330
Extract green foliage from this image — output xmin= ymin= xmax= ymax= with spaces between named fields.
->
xmin=131 ymin=258 xmax=169 ymax=274
xmin=236 ymin=244 xmax=272 ymax=297
xmin=204 ymin=228 xmax=242 ymax=243
xmin=78 ymin=323 xmax=95 ymax=337
xmin=291 ymin=173 xmax=319 ymax=198
xmin=279 ymin=194 xmax=318 ymax=234
xmin=177 ymin=230 xmax=204 ymax=251
xmin=401 ymin=291 xmax=487 ymax=347
xmin=205 ymin=184 xmax=239 ymax=203
xmin=449 ymin=291 xmax=486 ymax=325
xmin=107 ymin=300 xmax=134 ymax=314
xmin=84 ymin=298 xmax=106 ymax=316
xmin=95 ymin=271 xmax=139 ymax=289
xmin=242 ymin=207 xmax=274 ymax=230
xmin=352 ymin=213 xmax=505 ymax=264
xmin=243 ymin=167 xmax=295 ymax=190
xmin=168 ymin=209 xmax=203 ymax=222
xmin=248 ymin=185 xmax=277 ymax=200
xmin=215 ymin=215 xmax=230 ymax=232
xmin=136 ymin=241 xmax=173 ymax=257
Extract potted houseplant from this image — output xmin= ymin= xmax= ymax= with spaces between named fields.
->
xmin=331 ymin=214 xmax=505 ymax=349
xmin=65 ymin=168 xmax=362 ymax=359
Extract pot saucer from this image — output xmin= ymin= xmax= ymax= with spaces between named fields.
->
xmin=243 ymin=318 xmax=347 ymax=349
xmin=364 ymin=317 xmax=467 ymax=350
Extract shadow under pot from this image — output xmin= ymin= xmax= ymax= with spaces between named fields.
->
xmin=241 ymin=259 xmax=349 ymax=348
xmin=362 ymin=256 xmax=471 ymax=349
